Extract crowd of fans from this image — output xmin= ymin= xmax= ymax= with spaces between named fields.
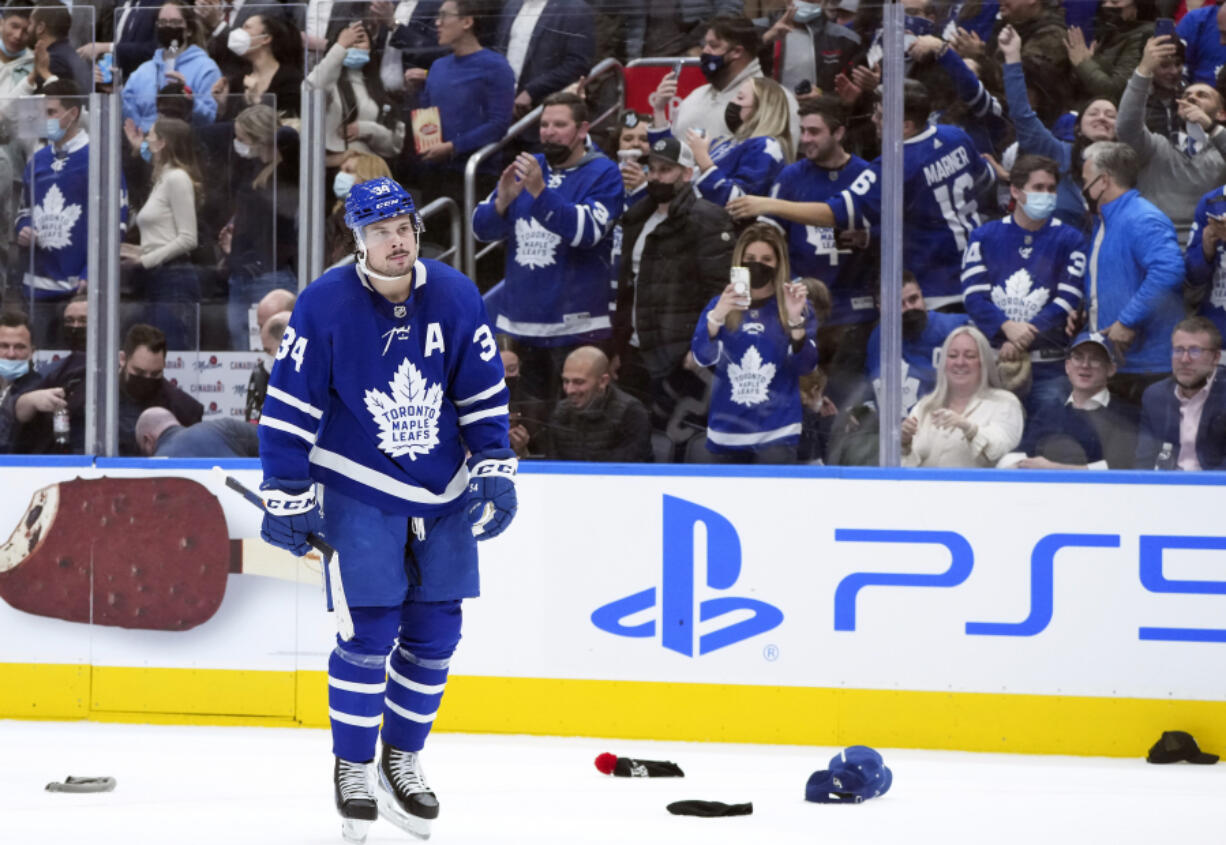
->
xmin=0 ymin=0 xmax=1225 ymax=471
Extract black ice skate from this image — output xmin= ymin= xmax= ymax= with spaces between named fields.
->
xmin=376 ymin=745 xmax=439 ymax=840
xmin=334 ymin=757 xmax=378 ymax=845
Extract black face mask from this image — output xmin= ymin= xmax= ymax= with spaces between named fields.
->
xmin=64 ymin=325 xmax=87 ymax=353
xmin=541 ymin=142 xmax=571 ymax=166
xmin=504 ymin=375 xmax=521 ymax=401
xmin=156 ymin=25 xmax=186 ymax=49
xmin=646 ymin=180 xmax=678 ymax=205
xmin=744 ymin=260 xmax=774 ymax=290
xmin=902 ymin=308 xmax=928 ymax=340
xmin=123 ymin=372 xmax=163 ymax=402
xmin=699 ymin=51 xmax=726 ymax=84
xmin=1082 ymin=174 xmax=1104 ymax=215
xmin=724 ymin=100 xmax=744 ymax=134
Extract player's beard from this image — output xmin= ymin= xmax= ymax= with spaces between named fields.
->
xmin=369 ymin=248 xmax=416 ymax=279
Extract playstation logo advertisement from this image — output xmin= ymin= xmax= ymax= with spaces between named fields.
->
xmin=591 ymin=496 xmax=783 ymax=657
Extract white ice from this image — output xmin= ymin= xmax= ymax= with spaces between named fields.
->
xmin=2 ymin=720 xmax=1222 ymax=844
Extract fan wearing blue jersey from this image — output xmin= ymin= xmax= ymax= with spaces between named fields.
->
xmin=761 ymin=97 xmax=876 ymax=404
xmin=1185 ymin=183 xmax=1226 ymax=338
xmin=258 ymin=177 xmax=516 ymax=844
xmin=961 ymin=155 xmax=1086 ymax=413
xmin=691 ymin=223 xmax=819 ymax=462
xmin=727 ymin=79 xmax=993 ymax=308
xmin=1175 ymin=3 xmax=1226 ymax=85
xmin=650 ymin=76 xmax=792 ymax=207
xmin=472 ymin=91 xmax=623 ymax=401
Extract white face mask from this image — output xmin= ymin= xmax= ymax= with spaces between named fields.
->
xmin=227 ymin=28 xmax=253 ymax=56
xmin=233 ymin=138 xmax=254 ymax=158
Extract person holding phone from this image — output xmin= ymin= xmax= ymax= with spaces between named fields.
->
xmin=655 ymin=76 xmax=794 ymax=207
xmin=690 ymin=223 xmax=818 ymax=464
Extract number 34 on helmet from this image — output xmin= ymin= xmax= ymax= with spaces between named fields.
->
xmin=344 ymin=177 xmax=423 ymax=235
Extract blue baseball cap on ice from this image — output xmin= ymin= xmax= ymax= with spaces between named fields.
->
xmin=805 ymin=745 xmax=893 ymax=804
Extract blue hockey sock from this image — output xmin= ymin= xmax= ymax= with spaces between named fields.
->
xmin=381 ymin=601 xmax=461 ymax=752
xmin=329 ymin=606 xmax=400 ymax=762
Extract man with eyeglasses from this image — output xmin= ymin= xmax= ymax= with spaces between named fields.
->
xmin=1136 ymin=316 xmax=1226 ymax=469
xmin=1008 ymin=330 xmax=1139 ymax=470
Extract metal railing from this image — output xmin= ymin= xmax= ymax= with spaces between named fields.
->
xmin=419 ymin=197 xmax=462 ymax=269
xmin=463 ymin=57 xmax=626 ymax=280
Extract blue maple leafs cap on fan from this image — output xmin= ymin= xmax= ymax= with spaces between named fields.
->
xmin=805 ymin=745 xmax=893 ymax=804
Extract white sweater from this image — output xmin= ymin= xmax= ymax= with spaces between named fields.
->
xmin=136 ymin=167 xmax=197 ymax=269
xmin=902 ymin=388 xmax=1024 ymax=468
xmin=306 ymin=43 xmax=405 ymax=158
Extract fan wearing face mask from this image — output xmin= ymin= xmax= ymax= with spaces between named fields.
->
xmin=1064 ymin=0 xmax=1153 ymax=103
xmin=324 ymin=150 xmax=393 ymax=268
xmin=223 ymin=104 xmax=300 ymax=349
xmin=649 ymin=76 xmax=793 ymax=208
xmin=215 ymin=14 xmax=302 ymax=121
xmin=305 ymin=19 xmax=405 ymax=172
xmin=649 ymin=15 xmax=800 ymax=147
xmin=960 ymin=155 xmax=1088 ymax=416
xmin=472 ymin=91 xmax=624 ymax=402
xmin=690 ymin=223 xmax=818 ymax=464
xmin=121 ymin=1 xmax=222 ymax=132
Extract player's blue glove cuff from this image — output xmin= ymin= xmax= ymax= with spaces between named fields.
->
xmin=259 ymin=477 xmax=323 ymax=557
xmin=466 ymin=449 xmax=517 ymax=540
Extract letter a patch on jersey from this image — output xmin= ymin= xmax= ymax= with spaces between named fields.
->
xmin=364 ymin=358 xmax=443 ymax=459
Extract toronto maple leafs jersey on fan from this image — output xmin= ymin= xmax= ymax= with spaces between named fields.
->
xmin=866 ymin=309 xmax=971 ymax=416
xmin=15 ymin=133 xmax=128 ymax=298
xmin=691 ymin=296 xmax=819 ymax=452
xmin=1183 ymin=187 xmax=1226 ymax=338
xmin=961 ymin=216 xmax=1086 ymax=356
xmin=471 ymin=150 xmax=623 ymax=347
xmin=828 ymin=124 xmax=992 ymax=306
xmin=768 ymin=154 xmax=877 ymax=326
xmin=258 ymin=259 xmax=510 ymax=517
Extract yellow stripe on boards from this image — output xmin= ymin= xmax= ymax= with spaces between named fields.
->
xmin=5 ymin=663 xmax=1225 ymax=759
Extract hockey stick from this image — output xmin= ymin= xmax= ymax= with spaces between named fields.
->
xmin=211 ymin=467 xmax=355 ymax=641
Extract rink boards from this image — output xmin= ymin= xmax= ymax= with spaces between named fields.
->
xmin=1 ymin=458 xmax=1223 ymax=758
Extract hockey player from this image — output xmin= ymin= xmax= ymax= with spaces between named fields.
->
xmin=726 ymin=79 xmax=994 ymax=309
xmin=257 ymin=177 xmax=516 ymax=843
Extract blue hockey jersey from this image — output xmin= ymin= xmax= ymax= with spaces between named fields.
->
xmin=1177 ymin=5 xmax=1226 ymax=85
xmin=471 ymin=150 xmax=623 ymax=347
xmin=15 ymin=133 xmax=128 ymax=298
xmin=1184 ymin=185 xmax=1226 ymax=337
xmin=768 ymin=154 xmax=877 ymax=326
xmin=691 ymin=297 xmax=819 ymax=452
xmin=828 ymin=124 xmax=993 ymax=306
xmin=258 ymin=259 xmax=510 ymax=517
xmin=961 ymin=216 xmax=1086 ymax=356
xmin=866 ymin=309 xmax=970 ymax=416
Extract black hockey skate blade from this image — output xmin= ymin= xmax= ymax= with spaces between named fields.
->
xmin=376 ymin=768 xmax=435 ymax=841
xmin=45 ymin=776 xmax=117 ymax=793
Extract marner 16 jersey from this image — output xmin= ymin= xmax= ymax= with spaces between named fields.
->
xmin=258 ymin=259 xmax=510 ymax=517
xmin=828 ymin=124 xmax=993 ymax=305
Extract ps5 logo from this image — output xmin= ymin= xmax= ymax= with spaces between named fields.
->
xmin=591 ymin=496 xmax=783 ymax=656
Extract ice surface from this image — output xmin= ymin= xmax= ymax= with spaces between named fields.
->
xmin=2 ymin=720 xmax=1222 ymax=844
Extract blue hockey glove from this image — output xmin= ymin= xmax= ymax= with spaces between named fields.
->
xmin=259 ymin=478 xmax=324 ymax=557
xmin=466 ymin=450 xmax=517 ymax=540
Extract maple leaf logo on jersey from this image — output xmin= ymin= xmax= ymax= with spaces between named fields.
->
xmin=513 ymin=218 xmax=561 ymax=270
xmin=32 ymin=184 xmax=82 ymax=250
xmin=763 ymin=137 xmax=784 ymax=163
xmin=727 ymin=346 xmax=775 ymax=407
xmin=991 ymin=269 xmax=1049 ymax=322
xmin=363 ymin=358 xmax=443 ymax=459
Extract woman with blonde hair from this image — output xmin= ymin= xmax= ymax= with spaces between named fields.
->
xmin=325 ymin=151 xmax=393 ymax=267
xmin=224 ymin=103 xmax=299 ymax=348
xmin=901 ymin=325 xmax=1024 ymax=467
xmin=120 ymin=116 xmax=202 ymax=349
xmin=690 ymin=223 xmax=818 ymax=463
xmin=672 ymin=76 xmax=794 ymax=206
